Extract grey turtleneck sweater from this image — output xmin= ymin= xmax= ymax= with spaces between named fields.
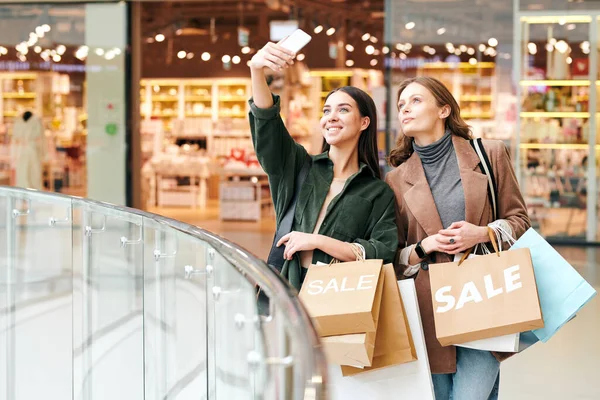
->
xmin=413 ymin=131 xmax=465 ymax=229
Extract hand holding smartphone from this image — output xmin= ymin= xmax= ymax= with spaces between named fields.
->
xmin=279 ymin=29 xmax=312 ymax=54
xmin=249 ymin=29 xmax=311 ymax=72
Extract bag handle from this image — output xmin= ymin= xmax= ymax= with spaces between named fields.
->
xmin=327 ymin=243 xmax=365 ymax=266
xmin=471 ymin=138 xmax=498 ymax=221
xmin=458 ymin=227 xmax=500 ymax=266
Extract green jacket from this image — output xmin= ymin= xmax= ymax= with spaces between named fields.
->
xmin=249 ymin=95 xmax=398 ymax=289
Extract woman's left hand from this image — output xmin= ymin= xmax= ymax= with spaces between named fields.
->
xmin=277 ymin=231 xmax=318 ymax=260
xmin=436 ymin=221 xmax=488 ymax=255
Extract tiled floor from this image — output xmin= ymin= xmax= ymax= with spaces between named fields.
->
xmin=153 ymin=204 xmax=600 ymax=400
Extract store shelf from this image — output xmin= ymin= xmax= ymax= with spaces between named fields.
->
xmin=185 ymin=96 xmax=212 ymax=101
xmin=462 ymin=111 xmax=494 ymax=119
xmin=310 ymin=71 xmax=354 ymax=77
xmin=520 ymin=143 xmax=600 ymax=150
xmin=3 ymin=92 xmax=36 ymax=99
xmin=151 ymin=95 xmax=179 ymax=101
xmin=460 ymin=95 xmax=493 ymax=101
xmin=213 ymin=134 xmax=249 ymax=138
xmin=185 ymin=112 xmax=212 ymax=117
xmin=520 ymin=15 xmax=592 ymax=24
xmin=420 ymin=62 xmax=496 ymax=69
xmin=144 ymin=113 xmax=177 ymax=118
xmin=11 ymin=74 xmax=36 ymax=80
xmin=3 ymin=111 xmax=18 ymax=117
xmin=520 ymin=80 xmax=590 ymax=87
xmin=218 ymin=96 xmax=247 ymax=102
xmin=218 ymin=112 xmax=246 ymax=118
xmin=520 ymin=112 xmax=590 ymax=118
xmin=141 ymin=80 xmax=180 ymax=86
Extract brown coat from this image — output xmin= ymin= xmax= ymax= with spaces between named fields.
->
xmin=384 ymin=135 xmax=531 ymax=374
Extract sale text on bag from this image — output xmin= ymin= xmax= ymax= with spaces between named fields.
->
xmin=435 ymin=265 xmax=522 ymax=313
xmin=306 ymin=275 xmax=377 ymax=295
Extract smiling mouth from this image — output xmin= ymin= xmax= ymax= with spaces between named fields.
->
xmin=326 ymin=127 xmax=342 ymax=132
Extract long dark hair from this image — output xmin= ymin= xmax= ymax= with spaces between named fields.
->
xmin=388 ymin=77 xmax=472 ymax=167
xmin=322 ymin=86 xmax=381 ymax=179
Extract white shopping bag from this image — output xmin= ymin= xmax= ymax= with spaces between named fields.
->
xmin=454 ymin=333 xmax=520 ymax=352
xmin=327 ymin=279 xmax=435 ymax=400
xmin=451 ymin=251 xmax=520 ymax=353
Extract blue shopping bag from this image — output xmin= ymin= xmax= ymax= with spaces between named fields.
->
xmin=511 ymin=228 xmax=597 ymax=343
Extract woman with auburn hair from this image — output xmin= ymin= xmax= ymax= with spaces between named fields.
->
xmin=385 ymin=76 xmax=530 ymax=400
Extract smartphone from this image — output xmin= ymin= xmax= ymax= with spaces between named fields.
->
xmin=280 ymin=29 xmax=312 ymax=53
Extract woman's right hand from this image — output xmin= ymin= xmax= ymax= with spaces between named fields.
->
xmin=421 ymin=234 xmax=446 ymax=255
xmin=421 ymin=232 xmax=474 ymax=256
xmin=249 ymin=42 xmax=296 ymax=72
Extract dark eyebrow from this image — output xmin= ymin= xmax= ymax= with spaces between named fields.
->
xmin=323 ymin=103 xmax=353 ymax=108
xmin=398 ymin=94 xmax=421 ymax=105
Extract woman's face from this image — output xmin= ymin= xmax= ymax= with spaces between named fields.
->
xmin=320 ymin=91 xmax=369 ymax=147
xmin=397 ymin=82 xmax=447 ymax=138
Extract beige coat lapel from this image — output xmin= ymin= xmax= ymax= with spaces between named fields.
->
xmin=402 ymin=152 xmax=444 ymax=236
xmin=453 ymin=136 xmax=489 ymax=226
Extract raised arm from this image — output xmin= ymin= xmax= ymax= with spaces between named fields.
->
xmin=249 ymin=42 xmax=295 ymax=108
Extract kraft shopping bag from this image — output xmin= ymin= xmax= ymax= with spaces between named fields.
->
xmin=299 ymin=259 xmax=384 ymax=336
xmin=429 ymin=241 xmax=543 ymax=346
xmin=451 ymin=252 xmax=520 ymax=352
xmin=339 ymin=264 xmax=417 ymax=375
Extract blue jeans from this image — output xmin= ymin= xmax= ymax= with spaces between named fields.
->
xmin=432 ymin=347 xmax=500 ymax=400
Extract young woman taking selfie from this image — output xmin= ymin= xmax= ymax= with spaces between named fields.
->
xmin=385 ymin=76 xmax=530 ymax=400
xmin=248 ymin=41 xmax=397 ymax=290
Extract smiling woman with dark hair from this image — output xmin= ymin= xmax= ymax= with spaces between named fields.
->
xmin=247 ymin=40 xmax=398 ymax=290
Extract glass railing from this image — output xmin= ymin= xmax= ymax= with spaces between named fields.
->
xmin=0 ymin=186 xmax=327 ymax=400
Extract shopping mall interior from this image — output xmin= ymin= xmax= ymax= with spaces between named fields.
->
xmin=0 ymin=0 xmax=599 ymax=399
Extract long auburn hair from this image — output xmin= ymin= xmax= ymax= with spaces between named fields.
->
xmin=322 ymin=86 xmax=381 ymax=179
xmin=388 ymin=77 xmax=472 ymax=167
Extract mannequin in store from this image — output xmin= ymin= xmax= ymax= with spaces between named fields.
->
xmin=11 ymin=110 xmax=45 ymax=190
xmin=386 ymin=77 xmax=530 ymax=400
xmin=248 ymin=41 xmax=398 ymax=290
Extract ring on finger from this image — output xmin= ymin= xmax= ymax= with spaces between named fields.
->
xmin=449 ymin=238 xmax=455 ymax=244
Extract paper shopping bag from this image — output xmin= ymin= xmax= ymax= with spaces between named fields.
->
xmin=299 ymin=260 xmax=384 ymax=336
xmin=429 ymin=248 xmax=544 ymax=346
xmin=340 ymin=264 xmax=417 ymax=375
xmin=451 ymin=252 xmax=520 ymax=353
xmin=511 ymin=228 xmax=597 ymax=342
xmin=327 ymin=279 xmax=434 ymax=400
xmin=321 ymin=331 xmax=377 ymax=367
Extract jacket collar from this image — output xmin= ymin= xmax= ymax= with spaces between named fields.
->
xmin=402 ymin=135 xmax=489 ymax=236
xmin=314 ymin=151 xmax=378 ymax=178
